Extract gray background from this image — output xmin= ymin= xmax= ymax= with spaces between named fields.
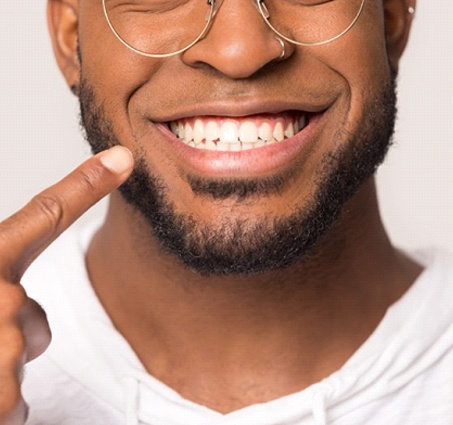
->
xmin=1 ymin=0 xmax=452 ymax=255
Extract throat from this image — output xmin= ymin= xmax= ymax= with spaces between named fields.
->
xmin=100 ymin=274 xmax=390 ymax=414
xmin=85 ymin=188 xmax=422 ymax=414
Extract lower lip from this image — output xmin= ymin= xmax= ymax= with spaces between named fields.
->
xmin=155 ymin=114 xmax=321 ymax=178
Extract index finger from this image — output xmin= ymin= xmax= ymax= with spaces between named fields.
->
xmin=0 ymin=146 xmax=134 ymax=282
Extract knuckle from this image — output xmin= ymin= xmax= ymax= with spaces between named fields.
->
xmin=0 ymin=344 xmax=25 ymax=417
xmin=30 ymin=193 xmax=65 ymax=232
xmin=0 ymin=327 xmax=26 ymax=366
xmin=0 ymin=387 xmax=23 ymax=422
xmin=76 ymin=165 xmax=104 ymax=194
xmin=0 ymin=284 xmax=26 ymax=320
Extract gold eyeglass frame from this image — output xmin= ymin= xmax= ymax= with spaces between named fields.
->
xmin=102 ymin=0 xmax=367 ymax=58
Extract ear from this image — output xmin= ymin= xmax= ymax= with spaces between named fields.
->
xmin=383 ymin=0 xmax=416 ymax=71
xmin=47 ymin=0 xmax=80 ymax=95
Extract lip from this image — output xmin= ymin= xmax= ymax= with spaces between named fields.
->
xmin=154 ymin=111 xmax=323 ymax=178
xmin=151 ymin=98 xmax=330 ymax=123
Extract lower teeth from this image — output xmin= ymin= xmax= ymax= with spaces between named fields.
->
xmin=185 ymin=138 xmax=280 ymax=151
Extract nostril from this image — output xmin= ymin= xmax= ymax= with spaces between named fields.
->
xmin=181 ymin=35 xmax=291 ymax=79
xmin=180 ymin=0 xmax=293 ymax=78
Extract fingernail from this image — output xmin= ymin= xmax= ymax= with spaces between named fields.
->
xmin=99 ymin=146 xmax=134 ymax=174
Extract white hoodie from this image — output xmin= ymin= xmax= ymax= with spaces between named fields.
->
xmin=22 ymin=224 xmax=453 ymax=425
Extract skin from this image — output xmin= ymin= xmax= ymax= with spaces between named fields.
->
xmin=0 ymin=0 xmax=420 ymax=421
xmin=0 ymin=146 xmax=134 ymax=422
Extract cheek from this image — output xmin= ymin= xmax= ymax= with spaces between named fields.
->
xmin=312 ymin=5 xmax=391 ymax=132
xmin=317 ymin=1 xmax=390 ymax=93
xmin=78 ymin=2 xmax=163 ymax=107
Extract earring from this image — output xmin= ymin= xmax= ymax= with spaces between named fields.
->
xmin=408 ymin=5 xmax=415 ymax=14
xmin=70 ymin=84 xmax=79 ymax=96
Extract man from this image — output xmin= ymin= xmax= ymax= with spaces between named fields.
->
xmin=0 ymin=0 xmax=452 ymax=424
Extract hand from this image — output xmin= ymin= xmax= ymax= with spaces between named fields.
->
xmin=0 ymin=146 xmax=134 ymax=424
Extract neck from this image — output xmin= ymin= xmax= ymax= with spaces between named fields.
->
xmin=86 ymin=178 xmax=421 ymax=413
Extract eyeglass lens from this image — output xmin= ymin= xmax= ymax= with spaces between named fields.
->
xmin=103 ymin=0 xmax=365 ymax=57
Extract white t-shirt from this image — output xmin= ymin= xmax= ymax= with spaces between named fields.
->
xmin=21 ymin=223 xmax=453 ymax=425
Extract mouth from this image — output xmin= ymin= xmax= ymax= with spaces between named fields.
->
xmin=167 ymin=111 xmax=309 ymax=152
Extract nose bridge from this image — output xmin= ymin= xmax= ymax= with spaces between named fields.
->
xmin=208 ymin=0 xmax=267 ymax=32
xmin=215 ymin=0 xmax=265 ymax=19
xmin=181 ymin=0 xmax=291 ymax=79
xmin=204 ymin=0 xmax=271 ymax=51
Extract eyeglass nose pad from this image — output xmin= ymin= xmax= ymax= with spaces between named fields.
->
xmin=256 ymin=0 xmax=270 ymax=19
xmin=205 ymin=0 xmax=224 ymax=21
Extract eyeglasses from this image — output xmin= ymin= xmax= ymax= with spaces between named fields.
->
xmin=102 ymin=0 xmax=366 ymax=58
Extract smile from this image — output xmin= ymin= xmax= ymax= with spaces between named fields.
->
xmin=168 ymin=112 xmax=308 ymax=152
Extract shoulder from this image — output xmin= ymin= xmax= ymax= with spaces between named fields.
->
xmin=411 ymin=248 xmax=453 ymax=280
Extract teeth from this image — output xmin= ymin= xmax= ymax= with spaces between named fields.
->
xmin=205 ymin=121 xmax=220 ymax=142
xmin=284 ymin=123 xmax=295 ymax=138
xmin=184 ymin=122 xmax=193 ymax=142
xmin=178 ymin=122 xmax=184 ymax=138
xmin=299 ymin=115 xmax=306 ymax=130
xmin=273 ymin=122 xmax=284 ymax=142
xmin=239 ymin=121 xmax=258 ymax=143
xmin=193 ymin=119 xmax=204 ymax=144
xmin=241 ymin=141 xmax=256 ymax=150
xmin=258 ymin=122 xmax=273 ymax=142
xmin=170 ymin=121 xmax=179 ymax=136
xmin=216 ymin=141 xmax=232 ymax=151
xmin=220 ymin=121 xmax=239 ymax=143
xmin=205 ymin=139 xmax=217 ymax=150
xmin=169 ymin=114 xmax=308 ymax=151
xmin=229 ymin=142 xmax=241 ymax=152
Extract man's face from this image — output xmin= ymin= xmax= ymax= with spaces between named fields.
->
xmin=74 ymin=0 xmax=400 ymax=275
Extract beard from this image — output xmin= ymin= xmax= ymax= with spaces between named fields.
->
xmin=78 ymin=73 xmax=397 ymax=277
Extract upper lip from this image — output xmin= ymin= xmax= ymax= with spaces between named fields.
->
xmin=150 ymin=97 xmax=333 ymax=123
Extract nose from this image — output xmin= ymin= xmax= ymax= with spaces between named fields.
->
xmin=181 ymin=0 xmax=294 ymax=79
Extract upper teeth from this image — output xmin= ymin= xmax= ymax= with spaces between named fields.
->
xmin=169 ymin=115 xmax=307 ymax=151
